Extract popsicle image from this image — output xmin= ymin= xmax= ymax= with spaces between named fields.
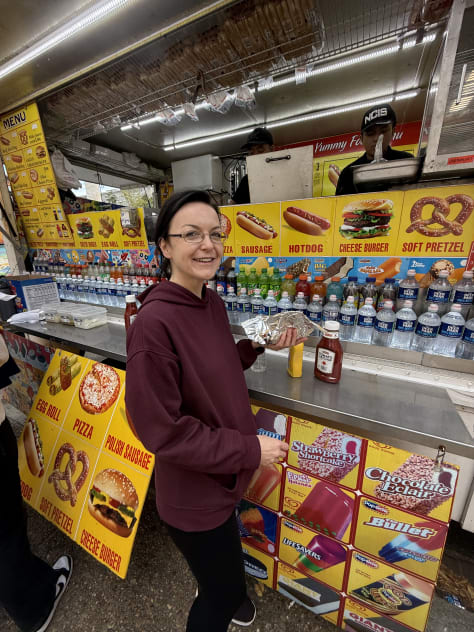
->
xmin=294 ymin=534 xmax=346 ymax=574
xmin=296 ymin=481 xmax=354 ymax=539
xmin=246 ymin=463 xmax=281 ymax=504
xmin=254 ymin=408 xmax=287 ymax=438
xmin=378 ymin=521 xmax=447 ymax=564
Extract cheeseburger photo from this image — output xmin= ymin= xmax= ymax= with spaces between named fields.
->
xmin=88 ymin=468 xmax=139 ymax=538
xmin=339 ymin=199 xmax=394 ymax=239
xmin=23 ymin=418 xmax=45 ymax=477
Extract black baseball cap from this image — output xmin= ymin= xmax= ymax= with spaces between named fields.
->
xmin=241 ymin=127 xmax=274 ymax=150
xmin=361 ymin=104 xmax=396 ymax=132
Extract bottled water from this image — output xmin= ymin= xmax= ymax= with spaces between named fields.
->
xmin=455 ymin=317 xmax=474 ymax=359
xmin=116 ymin=280 xmax=126 ymax=308
xmin=277 ymin=291 xmax=293 ymax=313
xmin=131 ymin=281 xmax=140 ymax=303
xmin=432 ymin=304 xmax=465 ymax=357
xmin=95 ymin=279 xmax=105 ymax=305
xmin=224 ymin=287 xmax=238 ymax=322
xmin=411 ymin=304 xmax=441 ymax=353
xmin=263 ymin=290 xmax=278 ymax=316
xmin=306 ymin=295 xmax=322 ymax=335
xmin=75 ymin=274 xmax=84 ymax=302
xmin=425 ymin=270 xmax=451 ymax=316
xmin=339 ymin=296 xmax=357 ymax=341
xmin=82 ymin=276 xmax=90 ymax=302
xmin=376 ymin=278 xmax=397 ymax=311
xmin=58 ymin=271 xmax=66 ymax=300
xmin=397 ymin=269 xmax=420 ymax=311
xmin=343 ymin=276 xmax=360 ymax=308
xmin=108 ymin=279 xmax=118 ymax=306
xmin=451 ymin=270 xmax=473 ymax=319
xmin=293 ymin=292 xmax=307 ymax=313
xmin=322 ymin=294 xmax=340 ymax=324
xmin=372 ymin=300 xmax=396 ymax=347
xmin=236 ymin=288 xmax=251 ymax=322
xmin=250 ymin=288 xmax=264 ymax=314
xmin=391 ymin=300 xmax=417 ymax=350
xmin=88 ymin=277 xmax=97 ymax=304
xmin=360 ymin=277 xmax=378 ymax=305
xmin=65 ymin=274 xmax=74 ymax=300
xmin=354 ymin=297 xmax=376 ymax=344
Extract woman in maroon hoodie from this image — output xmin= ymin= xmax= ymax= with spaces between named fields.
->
xmin=126 ymin=190 xmax=302 ymax=631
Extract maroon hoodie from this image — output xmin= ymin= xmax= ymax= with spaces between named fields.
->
xmin=125 ymin=281 xmax=262 ymax=531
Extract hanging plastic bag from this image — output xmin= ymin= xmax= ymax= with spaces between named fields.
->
xmin=158 ymin=108 xmax=182 ymax=126
xmin=206 ymin=90 xmax=234 ymax=114
xmin=51 ymin=148 xmax=80 ymax=190
xmin=235 ymin=85 xmax=256 ymax=110
xmin=183 ymin=102 xmax=199 ymax=121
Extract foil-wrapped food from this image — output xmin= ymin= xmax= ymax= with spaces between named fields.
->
xmin=241 ymin=311 xmax=316 ymax=346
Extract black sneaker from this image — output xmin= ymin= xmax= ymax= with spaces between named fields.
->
xmin=34 ymin=555 xmax=73 ymax=632
xmin=232 ymin=597 xmax=256 ymax=627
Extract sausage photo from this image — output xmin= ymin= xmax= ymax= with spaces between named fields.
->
xmin=328 ymin=164 xmax=340 ymax=188
xmin=12 ymin=154 xmax=23 ymax=163
xmin=0 ymin=135 xmax=10 ymax=146
xmin=236 ymin=211 xmax=277 ymax=240
xmin=21 ymin=191 xmax=34 ymax=200
xmin=9 ymin=173 xmax=19 ymax=184
xmin=284 ymin=206 xmax=331 ymax=236
xmin=23 ymin=418 xmax=45 ymax=477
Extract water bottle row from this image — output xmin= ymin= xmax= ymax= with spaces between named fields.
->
xmin=57 ymin=275 xmax=148 ymax=308
xmin=223 ymin=288 xmax=474 ymax=360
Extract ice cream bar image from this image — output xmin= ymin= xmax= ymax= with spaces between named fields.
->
xmin=379 ymin=521 xmax=447 ymax=564
xmin=297 ymin=481 xmax=354 ymax=539
xmin=277 ymin=574 xmax=340 ymax=614
xmin=255 ymin=409 xmax=286 ymax=438
xmin=246 ymin=463 xmax=280 ymax=504
xmin=242 ymin=551 xmax=268 ymax=580
xmin=350 ymin=572 xmax=431 ymax=615
xmin=295 ymin=534 xmax=346 ymax=574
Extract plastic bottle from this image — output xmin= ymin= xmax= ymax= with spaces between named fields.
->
xmin=237 ymin=268 xmax=248 ymax=296
xmin=296 ymin=275 xmax=310 ymax=303
xmin=251 ymin=288 xmax=264 ymax=314
xmin=108 ymin=278 xmax=118 ymax=307
xmin=451 ymin=270 xmax=474 ymax=319
xmin=455 ymin=317 xmax=474 ymax=359
xmin=247 ymin=268 xmax=259 ymax=297
xmin=372 ymin=300 xmax=396 ymax=347
xmin=236 ymin=288 xmax=251 ymax=321
xmin=396 ymin=269 xmax=420 ymax=311
xmin=270 ymin=269 xmax=281 ymax=301
xmin=326 ymin=277 xmax=343 ymax=304
xmin=353 ymin=297 xmax=376 ymax=344
xmin=343 ymin=276 xmax=360 ymax=308
xmin=310 ymin=275 xmax=327 ymax=302
xmin=251 ymin=352 xmax=267 ymax=373
xmin=293 ymin=292 xmax=307 ymax=314
xmin=314 ymin=321 xmax=343 ymax=384
xmin=263 ymin=290 xmax=278 ymax=316
xmin=360 ymin=277 xmax=378 ymax=305
xmin=116 ymin=280 xmax=125 ymax=308
xmin=339 ymin=296 xmax=357 ymax=341
xmin=411 ymin=304 xmax=441 ymax=353
xmin=224 ymin=287 xmax=237 ymax=322
xmin=391 ymin=300 xmax=417 ymax=350
xmin=277 ymin=291 xmax=293 ymax=313
xmin=216 ymin=265 xmax=227 ymax=296
xmin=226 ymin=267 xmax=237 ymax=294
xmin=124 ymin=295 xmax=138 ymax=331
xmin=65 ymin=274 xmax=74 ymax=300
xmin=377 ymin=279 xmax=397 ymax=311
xmin=432 ymin=304 xmax=465 ymax=357
xmin=306 ymin=295 xmax=322 ymax=335
xmin=281 ymin=273 xmax=296 ymax=299
xmin=425 ymin=270 xmax=451 ymax=316
xmin=322 ymin=294 xmax=340 ymax=324
xmin=259 ymin=269 xmax=270 ymax=299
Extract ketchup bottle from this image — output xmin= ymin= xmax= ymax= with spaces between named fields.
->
xmin=125 ymin=295 xmax=138 ymax=331
xmin=314 ymin=321 xmax=343 ymax=383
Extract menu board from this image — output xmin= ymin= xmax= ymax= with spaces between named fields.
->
xmin=219 ymin=206 xmax=236 ymax=257
xmin=0 ymin=102 xmax=74 ymax=248
xmin=280 ymin=197 xmax=335 ymax=257
xmin=17 ymin=350 xmax=154 ymax=579
xmin=233 ymin=202 xmax=281 ymax=256
xmin=241 ymin=405 xmax=460 ymax=632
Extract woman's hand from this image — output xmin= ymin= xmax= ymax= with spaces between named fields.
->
xmin=267 ymin=327 xmax=307 ymax=351
xmin=257 ymin=435 xmax=289 ymax=467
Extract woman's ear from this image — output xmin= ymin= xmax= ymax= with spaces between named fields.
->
xmin=158 ymin=237 xmax=170 ymax=259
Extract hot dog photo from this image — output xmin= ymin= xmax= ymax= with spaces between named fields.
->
xmin=236 ymin=210 xmax=277 ymax=240
xmin=280 ymin=198 xmax=335 ymax=257
xmin=283 ymin=206 xmax=331 ymax=236
xmin=23 ymin=418 xmax=45 ymax=477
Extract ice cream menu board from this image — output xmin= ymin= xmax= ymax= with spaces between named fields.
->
xmin=17 ymin=350 xmax=154 ymax=579
xmin=0 ymin=102 xmax=74 ymax=248
xmin=241 ymin=405 xmax=459 ymax=632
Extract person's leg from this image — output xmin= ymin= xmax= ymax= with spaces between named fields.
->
xmin=0 ymin=419 xmax=57 ymax=632
xmin=167 ymin=512 xmax=249 ymax=632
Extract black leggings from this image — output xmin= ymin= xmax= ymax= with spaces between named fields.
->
xmin=166 ymin=511 xmax=247 ymax=632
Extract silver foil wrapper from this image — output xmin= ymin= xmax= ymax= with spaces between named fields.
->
xmin=241 ymin=311 xmax=315 ymax=345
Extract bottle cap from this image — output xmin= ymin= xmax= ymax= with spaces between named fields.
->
xmin=348 ymin=276 xmax=358 ymax=281
xmin=428 ymin=304 xmax=439 ymax=312
xmin=329 ymin=294 xmax=337 ymax=300
xmin=451 ymin=303 xmax=462 ymax=312
xmin=347 ymin=296 xmax=354 ymax=303
xmin=267 ymin=290 xmax=274 ymax=296
xmin=297 ymin=292 xmax=304 ymax=298
xmin=126 ymin=295 xmax=136 ymax=303
xmin=407 ymin=269 xmax=416 ymax=276
xmin=254 ymin=288 xmax=261 ymax=295
xmin=282 ymin=291 xmax=289 ymax=297
xmin=403 ymin=300 xmax=413 ymax=308
xmin=240 ymin=288 xmax=247 ymax=294
xmin=384 ymin=300 xmax=393 ymax=308
xmin=331 ymin=277 xmax=339 ymax=282
xmin=364 ymin=297 xmax=373 ymax=305
xmin=438 ymin=270 xmax=449 ymax=277
xmin=312 ymin=294 xmax=320 ymax=301
xmin=228 ymin=287 xmax=235 ymax=293
xmin=299 ymin=274 xmax=307 ymax=280
xmin=366 ymin=277 xmax=376 ymax=282
xmin=324 ymin=321 xmax=340 ymax=331
xmin=463 ymin=270 xmax=473 ymax=279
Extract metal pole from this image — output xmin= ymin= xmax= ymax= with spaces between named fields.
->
xmin=0 ymin=164 xmax=26 ymax=274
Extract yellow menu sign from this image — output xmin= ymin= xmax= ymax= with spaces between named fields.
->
xmin=281 ymin=197 xmax=335 ymax=257
xmin=234 ymin=202 xmax=281 ymax=256
xmin=17 ymin=350 xmax=154 ymax=579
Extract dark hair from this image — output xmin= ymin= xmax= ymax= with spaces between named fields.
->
xmin=154 ymin=189 xmax=220 ymax=279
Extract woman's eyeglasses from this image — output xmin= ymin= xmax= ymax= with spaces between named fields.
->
xmin=167 ymin=230 xmax=227 ymax=244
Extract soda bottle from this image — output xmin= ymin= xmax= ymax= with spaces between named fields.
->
xmin=237 ymin=267 xmax=248 ymax=296
xmin=314 ymin=321 xmax=343 ymax=384
xmin=226 ymin=266 xmax=237 ymax=294
xmin=263 ymin=290 xmax=278 ymax=316
xmin=397 ymin=269 xmax=420 ymax=311
xmin=322 ymin=294 xmax=340 ymax=324
xmin=310 ymin=275 xmax=326 ymax=302
xmin=259 ymin=269 xmax=270 ymax=299
xmin=296 ymin=275 xmax=310 ymax=303
xmin=236 ymin=288 xmax=251 ymax=321
xmin=326 ymin=277 xmax=343 ymax=304
xmin=216 ymin=265 xmax=227 ymax=296
xmin=270 ymin=269 xmax=281 ymax=301
xmin=247 ymin=268 xmax=259 ymax=297
xmin=372 ymin=300 xmax=396 ymax=347
xmin=411 ymin=304 xmax=441 ymax=353
xmin=451 ymin=270 xmax=473 ymax=319
xmin=251 ymin=288 xmax=264 ymax=314
xmin=376 ymin=278 xmax=397 ymax=311
xmin=343 ymin=276 xmax=359 ymax=308
xmin=224 ymin=287 xmax=238 ymax=323
xmin=306 ymin=295 xmax=322 ymax=335
xmin=455 ymin=317 xmax=474 ymax=359
xmin=354 ymin=297 xmax=376 ymax=344
xmin=124 ymin=294 xmax=138 ymax=331
xmin=277 ymin=291 xmax=293 ymax=313
xmin=339 ymin=296 xmax=357 ymax=341
xmin=432 ymin=304 xmax=465 ymax=357
xmin=425 ymin=270 xmax=451 ymax=315
xmin=360 ymin=277 xmax=378 ymax=305
xmin=391 ymin=300 xmax=417 ymax=350
xmin=281 ymin=273 xmax=296 ymax=299
xmin=293 ymin=292 xmax=307 ymax=314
